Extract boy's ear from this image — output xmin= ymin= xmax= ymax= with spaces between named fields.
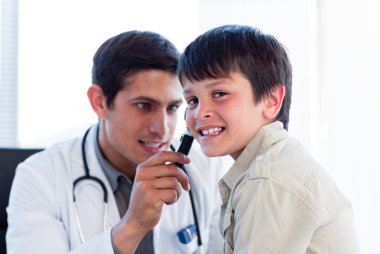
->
xmin=87 ymin=84 xmax=108 ymax=119
xmin=262 ymin=85 xmax=285 ymax=120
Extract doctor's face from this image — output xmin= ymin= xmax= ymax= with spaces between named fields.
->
xmin=99 ymin=70 xmax=183 ymax=176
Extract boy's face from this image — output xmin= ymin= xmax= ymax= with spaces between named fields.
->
xmin=98 ymin=69 xmax=183 ymax=173
xmin=183 ymin=72 xmax=270 ymax=160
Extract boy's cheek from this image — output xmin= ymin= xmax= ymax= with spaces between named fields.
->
xmin=185 ymin=113 xmax=194 ymax=129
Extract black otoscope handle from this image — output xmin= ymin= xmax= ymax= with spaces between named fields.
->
xmin=175 ymin=131 xmax=194 ymax=168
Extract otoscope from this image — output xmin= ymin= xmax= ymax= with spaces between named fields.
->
xmin=174 ymin=128 xmax=194 ymax=169
xmin=174 ymin=108 xmax=195 ymax=168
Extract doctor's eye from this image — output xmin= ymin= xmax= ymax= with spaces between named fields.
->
xmin=167 ymin=104 xmax=180 ymax=113
xmin=136 ymin=102 xmax=151 ymax=110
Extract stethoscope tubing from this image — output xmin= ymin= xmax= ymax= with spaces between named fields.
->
xmin=171 ymin=144 xmax=203 ymax=248
xmin=73 ymin=127 xmax=108 ymax=243
xmin=73 ymin=127 xmax=108 ymax=203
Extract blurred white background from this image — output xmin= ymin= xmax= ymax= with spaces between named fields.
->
xmin=1 ymin=0 xmax=379 ymax=252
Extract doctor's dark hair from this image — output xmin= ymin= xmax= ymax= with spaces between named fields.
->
xmin=92 ymin=30 xmax=180 ymax=108
xmin=178 ymin=25 xmax=292 ymax=130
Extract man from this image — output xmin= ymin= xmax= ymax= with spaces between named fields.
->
xmin=6 ymin=30 xmax=231 ymax=254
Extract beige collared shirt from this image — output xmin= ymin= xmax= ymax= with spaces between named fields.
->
xmin=219 ymin=121 xmax=359 ymax=254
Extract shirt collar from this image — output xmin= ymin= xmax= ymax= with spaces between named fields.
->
xmin=93 ymin=124 xmax=130 ymax=192
xmin=221 ymin=121 xmax=287 ymax=189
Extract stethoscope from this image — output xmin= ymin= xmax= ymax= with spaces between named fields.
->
xmin=73 ymin=127 xmax=108 ymax=244
xmin=73 ymin=126 xmax=204 ymax=253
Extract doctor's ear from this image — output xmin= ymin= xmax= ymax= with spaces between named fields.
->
xmin=87 ymin=84 xmax=108 ymax=119
xmin=262 ymin=85 xmax=285 ymax=120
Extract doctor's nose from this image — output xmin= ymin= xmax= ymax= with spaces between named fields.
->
xmin=149 ymin=112 xmax=170 ymax=136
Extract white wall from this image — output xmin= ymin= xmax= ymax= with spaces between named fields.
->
xmin=318 ymin=0 xmax=380 ymax=252
xmin=18 ymin=0 xmax=317 ymax=150
xmin=0 ymin=0 xmax=18 ymax=146
xmin=17 ymin=0 xmax=201 ymax=146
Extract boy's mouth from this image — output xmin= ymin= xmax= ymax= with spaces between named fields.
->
xmin=199 ymin=127 xmax=225 ymax=136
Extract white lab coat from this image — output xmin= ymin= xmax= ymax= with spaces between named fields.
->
xmin=6 ymin=126 xmax=232 ymax=254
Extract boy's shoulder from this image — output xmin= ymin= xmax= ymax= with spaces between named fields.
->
xmin=250 ymin=134 xmax=322 ymax=179
xmin=248 ymin=135 xmax=314 ymax=177
xmin=244 ymin=132 xmax=328 ymax=197
xmin=248 ymin=136 xmax=349 ymax=215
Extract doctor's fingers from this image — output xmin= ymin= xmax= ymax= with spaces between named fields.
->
xmin=136 ymin=163 xmax=190 ymax=191
xmin=132 ymin=182 xmax=179 ymax=209
xmin=157 ymin=188 xmax=181 ymax=205
xmin=138 ymin=151 xmax=191 ymax=168
xmin=141 ymin=185 xmax=181 ymax=206
xmin=152 ymin=176 xmax=183 ymax=198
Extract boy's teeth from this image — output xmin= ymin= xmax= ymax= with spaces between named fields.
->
xmin=144 ymin=142 xmax=161 ymax=148
xmin=201 ymin=127 xmax=222 ymax=136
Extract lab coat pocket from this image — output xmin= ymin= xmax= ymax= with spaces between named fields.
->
xmin=178 ymin=236 xmax=198 ymax=254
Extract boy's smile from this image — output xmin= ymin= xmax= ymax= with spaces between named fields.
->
xmin=197 ymin=126 xmax=224 ymax=137
xmin=183 ymin=72 xmax=270 ymax=160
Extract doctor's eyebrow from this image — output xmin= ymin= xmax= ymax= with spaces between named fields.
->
xmin=130 ymin=96 xmax=183 ymax=106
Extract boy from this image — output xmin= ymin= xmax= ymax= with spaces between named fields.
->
xmin=178 ymin=25 xmax=359 ymax=254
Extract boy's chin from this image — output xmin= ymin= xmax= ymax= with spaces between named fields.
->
xmin=201 ymin=147 xmax=227 ymax=157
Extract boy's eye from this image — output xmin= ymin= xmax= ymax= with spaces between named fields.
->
xmin=186 ymin=97 xmax=198 ymax=107
xmin=213 ymin=91 xmax=228 ymax=98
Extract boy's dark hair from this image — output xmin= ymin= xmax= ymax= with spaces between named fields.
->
xmin=92 ymin=30 xmax=180 ymax=108
xmin=178 ymin=25 xmax=292 ymax=130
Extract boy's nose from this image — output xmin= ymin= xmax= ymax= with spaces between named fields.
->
xmin=194 ymin=103 xmax=212 ymax=119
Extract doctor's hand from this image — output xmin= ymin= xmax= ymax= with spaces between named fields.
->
xmin=112 ymin=151 xmax=190 ymax=254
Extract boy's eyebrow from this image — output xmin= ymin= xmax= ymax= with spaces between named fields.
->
xmin=183 ymin=79 xmax=231 ymax=95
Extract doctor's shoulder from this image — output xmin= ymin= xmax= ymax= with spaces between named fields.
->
xmin=7 ymin=137 xmax=80 ymax=219
xmin=14 ymin=137 xmax=82 ymax=182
